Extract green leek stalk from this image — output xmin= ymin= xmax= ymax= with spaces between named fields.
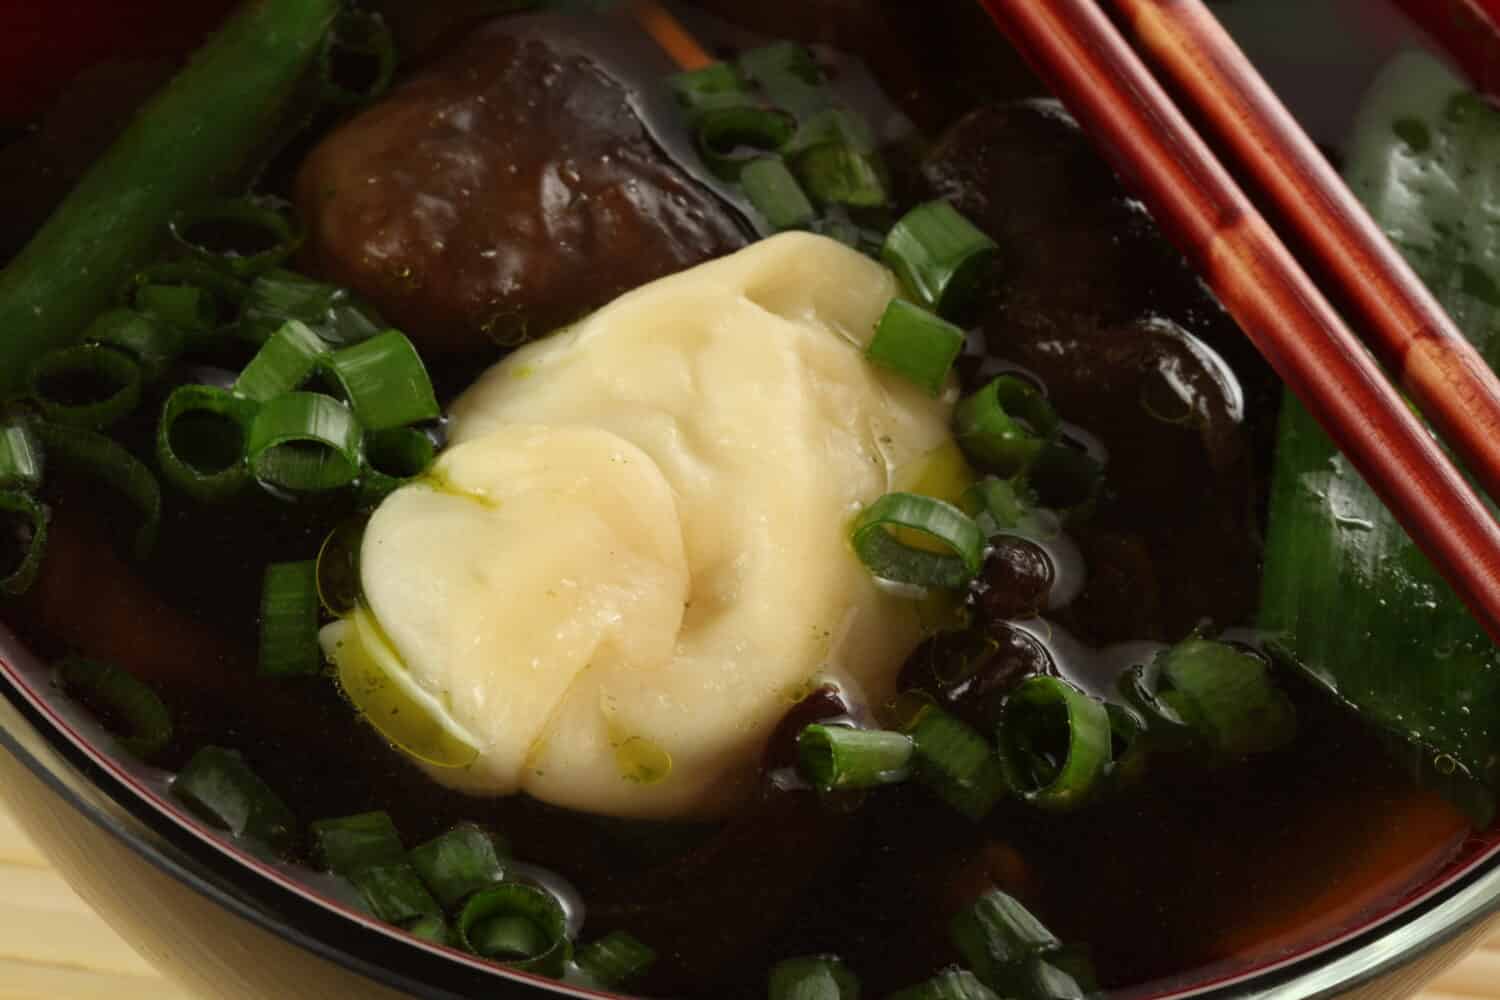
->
xmin=1260 ymin=53 xmax=1500 ymax=823
xmin=0 ymin=0 xmax=340 ymax=397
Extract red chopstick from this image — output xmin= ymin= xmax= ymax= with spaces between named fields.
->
xmin=1111 ymin=0 xmax=1500 ymax=520
xmin=974 ymin=0 xmax=1500 ymax=643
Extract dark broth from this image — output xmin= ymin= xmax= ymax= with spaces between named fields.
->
xmin=0 ymin=1 xmax=1478 ymax=996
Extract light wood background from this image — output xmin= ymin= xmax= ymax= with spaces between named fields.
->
xmin=0 ymin=801 xmax=1492 ymax=1000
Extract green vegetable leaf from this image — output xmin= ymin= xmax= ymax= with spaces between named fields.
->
xmin=1261 ymin=53 xmax=1500 ymax=824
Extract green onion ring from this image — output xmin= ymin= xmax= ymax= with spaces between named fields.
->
xmin=796 ymin=724 xmax=913 ymax=791
xmin=950 ymin=889 xmax=1063 ymax=989
xmin=0 ymin=416 xmax=43 ymax=492
xmin=55 ymin=657 xmax=172 ymax=759
xmin=233 ymin=319 xmax=327 ymax=402
xmin=792 ymin=141 xmax=889 ymax=208
xmin=27 ymin=344 xmax=142 ymax=429
xmin=954 ymin=376 xmax=1060 ymax=476
xmin=348 ymin=861 xmax=442 ymax=925
xmin=882 ymin=200 xmax=999 ymax=320
xmin=409 ymin=823 xmax=508 ymax=910
xmin=575 ymin=931 xmax=657 ymax=989
xmin=83 ymin=308 xmax=186 ymax=383
xmin=866 ymin=299 xmax=965 ymax=397
xmin=740 ymin=157 xmax=817 ymax=232
xmin=258 ymin=560 xmax=322 ymax=678
xmin=995 ymin=676 xmax=1111 ymax=812
xmin=170 ymin=746 xmax=298 ymax=854
xmin=323 ymin=329 xmax=440 ymax=432
xmin=888 ymin=967 xmax=1003 ymax=1000
xmin=359 ymin=426 xmax=435 ymax=506
xmin=768 ymin=954 xmax=860 ymax=1000
xmin=157 ymin=385 xmax=256 ymax=503
xmin=170 ymin=196 xmax=303 ymax=277
xmin=0 ymin=491 xmax=48 ymax=596
xmin=694 ymin=105 xmax=799 ymax=181
xmin=850 ymin=492 xmax=984 ymax=589
xmin=320 ymin=8 xmax=397 ymax=106
xmin=309 ymin=810 xmax=404 ymax=876
xmin=898 ymin=696 xmax=1008 ymax=820
xmin=34 ymin=422 xmax=160 ymax=559
xmin=247 ymin=392 xmax=363 ymax=494
xmin=457 ymin=883 xmax=570 ymax=975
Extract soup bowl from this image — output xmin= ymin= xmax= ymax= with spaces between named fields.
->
xmin=3 ymin=0 xmax=1500 ymax=998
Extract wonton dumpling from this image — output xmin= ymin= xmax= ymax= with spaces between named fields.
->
xmin=351 ymin=233 xmax=956 ymax=819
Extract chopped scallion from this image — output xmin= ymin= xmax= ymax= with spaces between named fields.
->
xmin=995 ymin=677 xmax=1111 ymax=812
xmin=84 ymin=308 xmax=185 ymax=383
xmin=406 ymin=913 xmax=455 ymax=948
xmin=259 ymin=560 xmax=322 ymax=678
xmin=0 ymin=491 xmax=48 ymax=596
xmin=133 ymin=283 xmax=219 ymax=335
xmin=1155 ymin=638 xmax=1297 ymax=756
xmin=27 ymin=344 xmax=142 ymax=429
xmin=951 ymin=890 xmax=1062 ymax=991
xmin=796 ymin=724 xmax=913 ymax=791
xmin=247 ymin=392 xmax=363 ymax=494
xmin=889 ymin=967 xmax=1003 ymax=1000
xmin=238 ymin=268 xmax=382 ymax=347
xmin=669 ymin=62 xmax=749 ymax=117
xmin=866 ymin=299 xmax=964 ymax=397
xmin=954 ymin=377 xmax=1059 ymax=476
xmin=457 ymin=883 xmax=570 ymax=975
xmin=768 ymin=954 xmax=860 ymax=1000
xmin=350 ymin=861 xmax=442 ymax=925
xmin=575 ymin=931 xmax=657 ymax=989
xmin=965 ymin=477 xmax=1053 ymax=540
xmin=55 ymin=657 xmax=172 ymax=760
xmin=234 ymin=319 xmax=327 ymax=402
xmin=35 ymin=422 xmax=159 ymax=559
xmin=323 ymin=330 xmax=439 ymax=431
xmin=409 ymin=823 xmax=509 ymax=909
xmin=741 ymin=157 xmax=817 ymax=232
xmin=171 ymin=746 xmax=297 ymax=854
xmin=739 ymin=41 xmax=827 ymax=115
xmin=311 ymin=810 xmax=405 ymax=876
xmin=850 ymin=492 xmax=983 ymax=589
xmin=320 ymin=8 xmax=397 ymax=106
xmin=359 ymin=426 xmax=435 ymax=506
xmin=793 ymin=143 xmax=888 ymax=208
xmin=170 ymin=196 xmax=302 ymax=276
xmin=0 ymin=418 xmax=42 ymax=492
xmin=901 ymin=699 xmax=1009 ymax=819
xmin=156 ymin=385 xmax=255 ymax=503
xmin=882 ymin=201 xmax=998 ymax=320
xmin=695 ymin=106 xmax=798 ymax=181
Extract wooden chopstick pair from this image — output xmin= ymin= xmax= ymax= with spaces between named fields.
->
xmin=974 ymin=0 xmax=1500 ymax=643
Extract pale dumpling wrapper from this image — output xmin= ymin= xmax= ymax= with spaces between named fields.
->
xmin=346 ymin=233 xmax=956 ymax=819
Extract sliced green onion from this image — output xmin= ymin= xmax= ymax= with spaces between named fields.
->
xmin=575 ymin=931 xmax=657 ymax=990
xmin=1022 ymin=955 xmax=1093 ymax=1000
xmin=0 ymin=418 xmax=42 ymax=492
xmin=965 ymin=477 xmax=1053 ymax=540
xmin=791 ymin=107 xmax=876 ymax=155
xmin=669 ymin=62 xmax=749 ymax=117
xmin=350 ymin=861 xmax=442 ymax=925
xmin=34 ymin=422 xmax=159 ymax=559
xmin=238 ymin=268 xmax=382 ymax=347
xmin=259 ymin=560 xmax=322 ymax=677
xmin=793 ymin=143 xmax=888 ymax=208
xmin=1103 ymin=702 xmax=1149 ymax=788
xmin=359 ymin=425 xmax=435 ymax=506
xmin=889 ymin=967 xmax=1003 ymax=1000
xmin=84 ymin=308 xmax=185 ymax=383
xmin=234 ymin=319 xmax=327 ymax=402
xmin=1116 ymin=660 xmax=1196 ymax=749
xmin=1155 ymin=638 xmax=1297 ymax=756
xmin=457 ymin=883 xmax=570 ymax=976
xmin=27 ymin=344 xmax=142 ymax=429
xmin=796 ymin=724 xmax=913 ymax=791
xmin=171 ymin=196 xmax=302 ymax=276
xmin=171 ymin=746 xmax=297 ymax=854
xmin=320 ymin=8 xmax=397 ymax=106
xmin=409 ymin=823 xmax=509 ymax=909
xmin=741 ymin=157 xmax=817 ymax=232
xmin=407 ymin=913 xmax=455 ymax=948
xmin=850 ymin=492 xmax=983 ymax=589
xmin=955 ymin=377 xmax=1059 ymax=475
xmin=867 ymin=299 xmax=964 ymax=397
xmin=55 ymin=657 xmax=172 ymax=760
xmin=951 ymin=890 xmax=1062 ymax=990
xmin=323 ymin=330 xmax=439 ymax=432
xmin=695 ymin=106 xmax=798 ymax=181
xmin=767 ymin=954 xmax=859 ymax=1000
xmin=133 ymin=284 xmax=219 ymax=335
xmin=995 ymin=677 xmax=1111 ymax=812
xmin=247 ymin=392 xmax=363 ymax=493
xmin=739 ymin=41 xmax=827 ymax=116
xmin=0 ymin=491 xmax=48 ymax=596
xmin=157 ymin=385 xmax=255 ymax=503
xmin=316 ymin=517 xmax=365 ymax=616
xmin=310 ymin=810 xmax=405 ymax=876
xmin=882 ymin=201 xmax=999 ymax=320
xmin=900 ymin=699 xmax=1009 ymax=820
xmin=1026 ymin=441 xmax=1103 ymax=511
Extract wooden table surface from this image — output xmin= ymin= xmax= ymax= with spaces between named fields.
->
xmin=0 ymin=801 xmax=1492 ymax=1000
